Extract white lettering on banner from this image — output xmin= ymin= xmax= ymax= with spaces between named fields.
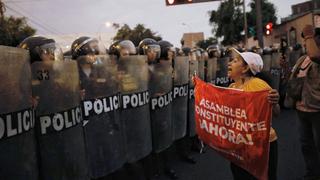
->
xmin=199 ymin=99 xmax=247 ymax=120
xmin=199 ymin=119 xmax=253 ymax=145
xmin=151 ymin=91 xmax=173 ymax=110
xmin=0 ymin=108 xmax=35 ymax=141
xmin=122 ymin=91 xmax=149 ymax=109
xmin=173 ymin=84 xmax=188 ymax=99
xmin=82 ymin=95 xmax=119 ymax=118
xmin=40 ymin=106 xmax=82 ymax=135
xmin=195 ymin=105 xmax=266 ymax=132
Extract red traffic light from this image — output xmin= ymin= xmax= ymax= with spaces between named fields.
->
xmin=266 ymin=22 xmax=273 ymax=30
xmin=265 ymin=22 xmax=273 ymax=35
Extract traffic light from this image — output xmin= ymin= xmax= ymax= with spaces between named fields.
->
xmin=165 ymin=0 xmax=220 ymax=6
xmin=265 ymin=22 xmax=273 ymax=36
xmin=248 ymin=26 xmax=256 ymax=36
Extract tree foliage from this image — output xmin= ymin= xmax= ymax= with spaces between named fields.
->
xmin=208 ymin=0 xmax=244 ymax=45
xmin=208 ymin=0 xmax=277 ymax=45
xmin=0 ymin=16 xmax=36 ymax=46
xmin=113 ymin=24 xmax=162 ymax=46
xmin=196 ymin=37 xmax=218 ymax=50
xmin=247 ymin=0 xmax=277 ymax=36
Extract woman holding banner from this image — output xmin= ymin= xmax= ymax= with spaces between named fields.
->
xmin=227 ymin=48 xmax=280 ymax=180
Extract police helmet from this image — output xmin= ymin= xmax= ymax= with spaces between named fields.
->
xmin=181 ymin=47 xmax=191 ymax=56
xmin=18 ymin=36 xmax=63 ymax=63
xmin=206 ymin=45 xmax=220 ymax=58
xmin=138 ymin=38 xmax=161 ymax=61
xmin=71 ymin=36 xmax=101 ymax=59
xmin=158 ymin=40 xmax=175 ymax=60
xmin=117 ymin=40 xmax=136 ymax=57
xmin=109 ymin=40 xmax=120 ymax=56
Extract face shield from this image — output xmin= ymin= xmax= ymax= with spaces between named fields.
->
xmin=143 ymin=44 xmax=161 ymax=61
xmin=118 ymin=40 xmax=136 ymax=57
xmin=167 ymin=46 xmax=176 ymax=61
xmin=37 ymin=42 xmax=63 ymax=62
xmin=76 ymin=40 xmax=106 ymax=65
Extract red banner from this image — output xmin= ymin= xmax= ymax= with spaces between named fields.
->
xmin=194 ymin=77 xmax=272 ymax=180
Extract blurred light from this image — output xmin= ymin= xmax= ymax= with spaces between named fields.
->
xmin=105 ymin=22 xmax=112 ymax=28
xmin=168 ymin=0 xmax=175 ymax=4
xmin=266 ymin=30 xmax=271 ymax=35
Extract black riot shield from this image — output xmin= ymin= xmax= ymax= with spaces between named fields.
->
xmin=118 ymin=55 xmax=152 ymax=163
xmin=149 ymin=60 xmax=173 ymax=153
xmin=214 ymin=57 xmax=230 ymax=87
xmin=206 ymin=57 xmax=217 ymax=84
xmin=270 ymin=52 xmax=281 ymax=90
xmin=198 ymin=57 xmax=205 ymax=80
xmin=187 ymin=60 xmax=198 ymax=137
xmin=262 ymin=53 xmax=272 ymax=72
xmin=0 ymin=46 xmax=39 ymax=180
xmin=31 ymin=60 xmax=88 ymax=180
xmin=78 ymin=55 xmax=125 ymax=178
xmin=172 ymin=56 xmax=189 ymax=140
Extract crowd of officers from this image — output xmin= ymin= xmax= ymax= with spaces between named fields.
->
xmin=0 ymin=35 xmax=302 ymax=180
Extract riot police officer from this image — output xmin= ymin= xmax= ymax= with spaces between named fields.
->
xmin=71 ymin=36 xmax=126 ymax=179
xmin=19 ymin=36 xmax=89 ymax=180
xmin=139 ymin=38 xmax=178 ymax=179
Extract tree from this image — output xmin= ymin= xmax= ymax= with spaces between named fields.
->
xmin=247 ymin=0 xmax=277 ymax=37
xmin=196 ymin=37 xmax=218 ymax=50
xmin=113 ymin=24 xmax=162 ymax=46
xmin=208 ymin=0 xmax=277 ymax=45
xmin=0 ymin=16 xmax=36 ymax=46
xmin=208 ymin=0 xmax=244 ymax=45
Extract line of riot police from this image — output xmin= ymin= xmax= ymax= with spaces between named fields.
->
xmin=0 ymin=36 xmax=302 ymax=180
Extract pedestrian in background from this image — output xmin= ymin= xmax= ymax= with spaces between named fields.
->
xmin=285 ymin=25 xmax=320 ymax=180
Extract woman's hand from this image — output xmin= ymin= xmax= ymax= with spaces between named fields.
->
xmin=268 ymin=89 xmax=279 ymax=105
xmin=268 ymin=89 xmax=281 ymax=117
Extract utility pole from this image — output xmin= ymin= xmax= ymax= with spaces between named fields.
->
xmin=0 ymin=0 xmax=5 ymax=20
xmin=255 ymin=0 xmax=263 ymax=48
xmin=243 ymin=0 xmax=248 ymax=49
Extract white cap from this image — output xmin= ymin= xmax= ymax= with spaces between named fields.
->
xmin=231 ymin=48 xmax=263 ymax=75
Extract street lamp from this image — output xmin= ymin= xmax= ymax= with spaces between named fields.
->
xmin=97 ymin=21 xmax=122 ymax=47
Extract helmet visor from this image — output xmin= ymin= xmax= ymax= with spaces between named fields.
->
xmin=38 ymin=42 xmax=63 ymax=61
xmin=144 ymin=44 xmax=161 ymax=60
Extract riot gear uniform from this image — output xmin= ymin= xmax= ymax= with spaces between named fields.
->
xmin=20 ymin=36 xmax=89 ymax=180
xmin=71 ymin=36 xmax=126 ymax=178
